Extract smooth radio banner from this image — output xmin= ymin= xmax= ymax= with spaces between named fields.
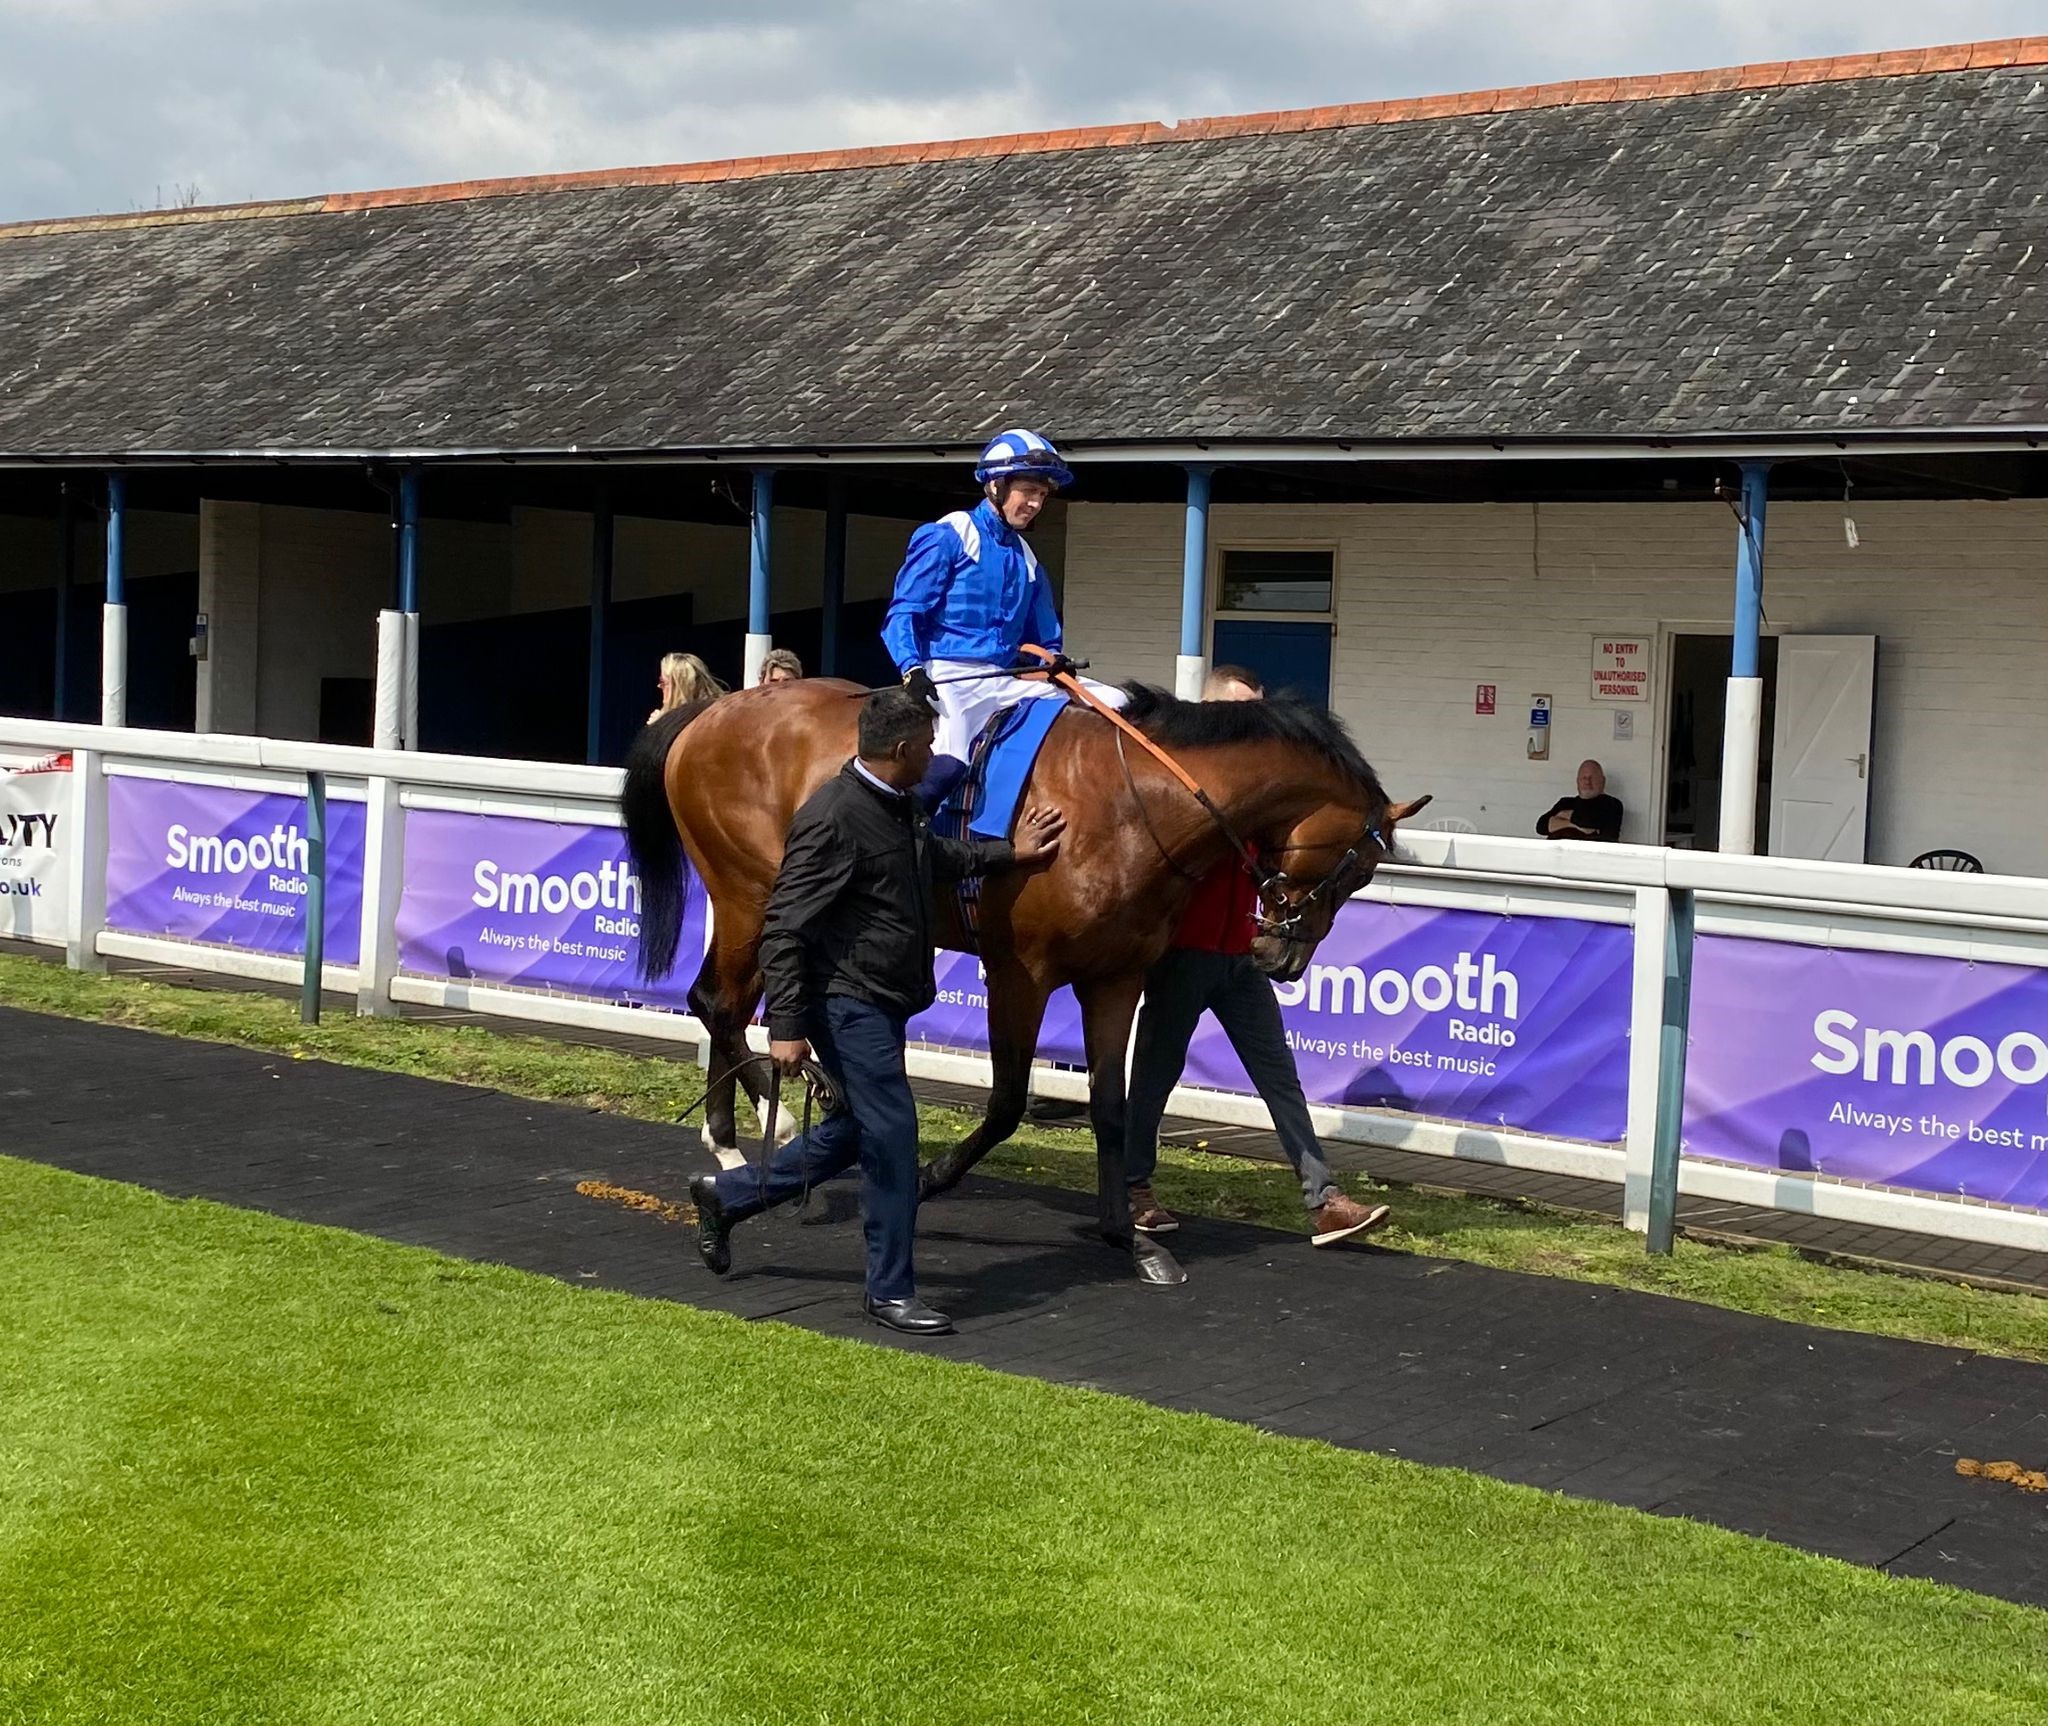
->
xmin=1182 ymin=900 xmax=1631 ymax=1141
xmin=907 ymin=900 xmax=1632 ymax=1143
xmin=1684 ymin=933 xmax=2048 ymax=1209
xmin=105 ymin=776 xmax=365 ymax=963
xmin=394 ymin=807 xmax=707 ymax=1007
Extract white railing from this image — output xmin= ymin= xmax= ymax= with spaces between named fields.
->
xmin=7 ymin=714 xmax=2046 ymax=1257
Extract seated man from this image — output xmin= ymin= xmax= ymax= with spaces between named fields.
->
xmin=1537 ymin=759 xmax=1624 ymax=842
xmin=1122 ymin=664 xmax=1391 ymax=1248
xmin=881 ymin=427 xmax=1125 ymax=809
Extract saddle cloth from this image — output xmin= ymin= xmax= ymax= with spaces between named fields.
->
xmin=934 ymin=695 xmax=1069 ymax=944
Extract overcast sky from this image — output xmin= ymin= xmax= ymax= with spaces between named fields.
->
xmin=4 ymin=1 xmax=2045 ymax=223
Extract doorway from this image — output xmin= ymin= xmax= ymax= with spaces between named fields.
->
xmin=1662 ymin=634 xmax=1777 ymax=852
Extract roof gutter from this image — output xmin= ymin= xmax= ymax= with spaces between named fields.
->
xmin=0 ymin=429 xmax=2043 ymax=469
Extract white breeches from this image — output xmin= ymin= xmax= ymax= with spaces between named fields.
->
xmin=927 ymin=658 xmax=1127 ymax=763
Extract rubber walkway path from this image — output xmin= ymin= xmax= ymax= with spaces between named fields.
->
xmin=14 ymin=1007 xmax=2047 ymax=1609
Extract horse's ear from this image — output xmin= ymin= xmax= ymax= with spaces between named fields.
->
xmin=1384 ymin=795 xmax=1433 ymax=826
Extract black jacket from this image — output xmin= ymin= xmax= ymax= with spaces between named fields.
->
xmin=1536 ymin=792 xmax=1624 ymax=842
xmin=760 ymin=761 xmax=1015 ymax=1038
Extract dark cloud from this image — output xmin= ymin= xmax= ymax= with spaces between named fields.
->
xmin=3 ymin=1 xmax=2044 ymax=222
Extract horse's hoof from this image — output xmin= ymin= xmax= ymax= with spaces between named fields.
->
xmin=1133 ymin=1235 xmax=1188 ymax=1286
xmin=918 ymin=1160 xmax=957 ymax=1203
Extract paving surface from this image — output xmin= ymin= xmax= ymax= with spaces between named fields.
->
xmin=13 ymin=1005 xmax=2048 ymax=1609
xmin=65 ymin=945 xmax=2048 ymax=1295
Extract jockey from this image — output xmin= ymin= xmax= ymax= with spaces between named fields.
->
xmin=882 ymin=428 xmax=1127 ymax=808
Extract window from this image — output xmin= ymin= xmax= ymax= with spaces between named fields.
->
xmin=1217 ymin=548 xmax=1334 ymax=615
xmin=1211 ymin=546 xmax=1336 ymax=707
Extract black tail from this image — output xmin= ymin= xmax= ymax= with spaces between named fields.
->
xmin=622 ymin=703 xmax=712 ymax=981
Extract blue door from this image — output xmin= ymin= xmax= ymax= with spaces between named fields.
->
xmin=1210 ymin=619 xmax=1332 ymax=706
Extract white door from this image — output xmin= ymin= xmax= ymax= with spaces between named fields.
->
xmin=1768 ymin=635 xmax=1876 ymax=861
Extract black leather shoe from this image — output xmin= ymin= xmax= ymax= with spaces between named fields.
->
xmin=862 ymin=1294 xmax=954 ymax=1335
xmin=688 ymin=1174 xmax=734 ymax=1276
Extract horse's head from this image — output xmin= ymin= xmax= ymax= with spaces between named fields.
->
xmin=1249 ymin=794 xmax=1432 ymax=982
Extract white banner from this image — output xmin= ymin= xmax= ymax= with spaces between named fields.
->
xmin=0 ymin=752 xmax=72 ymax=944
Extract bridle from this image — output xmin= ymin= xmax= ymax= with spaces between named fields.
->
xmin=1251 ymin=822 xmax=1388 ymax=943
xmin=1091 ymin=668 xmax=1388 ymax=943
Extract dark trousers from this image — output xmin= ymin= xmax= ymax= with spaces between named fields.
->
xmin=710 ymin=994 xmax=921 ymax=1302
xmin=1125 ymin=947 xmax=1338 ymax=1212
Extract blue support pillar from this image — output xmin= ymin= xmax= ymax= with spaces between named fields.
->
xmin=399 ymin=467 xmax=422 ymax=749
xmin=586 ymin=487 xmax=613 ymax=764
xmin=1177 ymin=464 xmax=1213 ymax=700
xmin=101 ymin=471 xmax=128 ymax=727
xmin=375 ymin=467 xmax=422 ymax=751
xmin=397 ymin=466 xmax=422 ymax=613
xmin=820 ymin=474 xmax=847 ymax=678
xmin=54 ymin=480 xmax=75 ymax=721
xmin=745 ymin=468 xmax=774 ymax=687
xmin=1718 ymin=460 xmax=1771 ymax=853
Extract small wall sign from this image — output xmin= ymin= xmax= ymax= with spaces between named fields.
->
xmin=1475 ymin=684 xmax=1496 ymax=715
xmin=1591 ymin=636 xmax=1651 ymax=702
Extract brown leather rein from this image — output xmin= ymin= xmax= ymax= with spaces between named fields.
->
xmin=1010 ymin=646 xmax=1388 ymax=941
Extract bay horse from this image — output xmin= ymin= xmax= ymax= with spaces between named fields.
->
xmin=620 ymin=676 xmax=1428 ymax=1285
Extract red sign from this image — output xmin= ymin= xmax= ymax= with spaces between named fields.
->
xmin=1475 ymin=684 xmax=1496 ymax=715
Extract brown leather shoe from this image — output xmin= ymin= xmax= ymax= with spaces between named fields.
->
xmin=1310 ymin=1192 xmax=1390 ymax=1247
xmin=1129 ymin=1183 xmax=1178 ymax=1234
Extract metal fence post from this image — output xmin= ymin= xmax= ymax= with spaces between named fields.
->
xmin=1621 ymin=884 xmax=1670 ymax=1232
xmin=63 ymin=745 xmax=108 ymax=973
xmin=1646 ymin=886 xmax=1696 ymax=1255
xmin=355 ymin=774 xmax=405 ymax=1018
xmin=300 ymin=771 xmax=326 ymax=1024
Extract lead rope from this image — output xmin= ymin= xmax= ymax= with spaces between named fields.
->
xmin=754 ymin=1058 xmax=843 ymax=1216
xmin=674 ymin=1053 xmax=843 ymax=1210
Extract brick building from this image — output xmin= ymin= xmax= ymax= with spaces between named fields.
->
xmin=3 ymin=39 xmax=2046 ymax=869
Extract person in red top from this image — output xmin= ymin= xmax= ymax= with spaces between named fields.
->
xmin=1123 ymin=666 xmax=1391 ymax=1246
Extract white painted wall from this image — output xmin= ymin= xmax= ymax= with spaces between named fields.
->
xmin=252 ymin=505 xmax=387 ymax=741
xmin=1063 ymin=498 xmax=2048 ymax=877
xmin=196 ymin=500 xmax=260 ymax=733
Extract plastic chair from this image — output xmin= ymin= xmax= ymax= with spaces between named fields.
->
xmin=1422 ymin=816 xmax=1478 ymax=834
xmin=1910 ymin=849 xmax=1983 ymax=873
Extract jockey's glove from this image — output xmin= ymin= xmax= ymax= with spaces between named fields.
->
xmin=901 ymin=666 xmax=938 ymax=711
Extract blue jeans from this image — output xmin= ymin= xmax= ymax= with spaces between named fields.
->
xmin=710 ymin=995 xmax=922 ymax=1302
xmin=1124 ymin=948 xmax=1338 ymax=1211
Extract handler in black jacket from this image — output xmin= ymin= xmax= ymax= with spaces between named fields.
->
xmin=689 ymin=683 xmax=1065 ymax=1335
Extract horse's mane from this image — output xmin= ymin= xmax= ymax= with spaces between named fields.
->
xmin=1114 ymin=683 xmax=1386 ymax=806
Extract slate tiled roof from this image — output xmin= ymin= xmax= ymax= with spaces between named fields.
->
xmin=3 ymin=41 xmax=2048 ymax=457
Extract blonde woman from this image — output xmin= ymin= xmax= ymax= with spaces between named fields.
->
xmin=648 ymin=652 xmax=727 ymax=724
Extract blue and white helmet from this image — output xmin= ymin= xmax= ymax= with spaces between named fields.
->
xmin=974 ymin=427 xmax=1074 ymax=491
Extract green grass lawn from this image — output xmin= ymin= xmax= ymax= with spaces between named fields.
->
xmin=2 ymin=1154 xmax=2044 ymax=1726
xmin=3 ymin=952 xmax=2047 ymax=1366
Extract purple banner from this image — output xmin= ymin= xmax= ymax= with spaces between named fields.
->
xmin=1184 ymin=900 xmax=1632 ymax=1141
xmin=1685 ymin=935 xmax=2048 ymax=1209
xmin=395 ymin=808 xmax=706 ymax=1007
xmin=908 ymin=949 xmax=1085 ymax=1065
xmin=902 ymin=903 xmax=1630 ymax=1142
xmin=106 ymin=777 xmax=364 ymax=965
